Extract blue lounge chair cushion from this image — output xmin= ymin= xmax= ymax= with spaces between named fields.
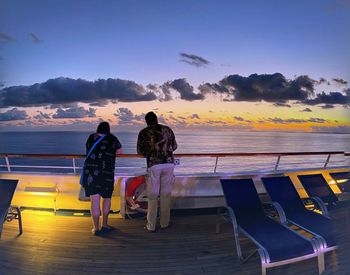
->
xmin=240 ymin=216 xmax=316 ymax=262
xmin=0 ymin=179 xmax=19 ymax=210
xmin=262 ymin=176 xmax=336 ymax=247
xmin=287 ymin=210 xmax=336 ymax=247
xmin=0 ymin=179 xmax=20 ymax=239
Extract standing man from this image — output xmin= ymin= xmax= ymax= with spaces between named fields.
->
xmin=137 ymin=112 xmax=177 ymax=232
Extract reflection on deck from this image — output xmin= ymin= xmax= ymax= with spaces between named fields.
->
xmin=1 ymin=207 xmax=349 ymax=274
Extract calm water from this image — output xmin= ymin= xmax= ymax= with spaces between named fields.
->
xmin=0 ymin=131 xmax=349 ymax=174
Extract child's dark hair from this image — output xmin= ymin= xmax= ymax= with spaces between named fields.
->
xmin=97 ymin=121 xmax=110 ymax=134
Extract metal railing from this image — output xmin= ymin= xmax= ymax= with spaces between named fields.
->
xmin=0 ymin=151 xmax=348 ymax=175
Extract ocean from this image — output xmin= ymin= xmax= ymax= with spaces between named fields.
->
xmin=0 ymin=131 xmax=349 ymax=174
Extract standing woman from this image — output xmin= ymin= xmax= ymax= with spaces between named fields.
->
xmin=83 ymin=122 xmax=123 ymax=235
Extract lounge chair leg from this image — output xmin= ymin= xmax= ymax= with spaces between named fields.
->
xmin=241 ymin=250 xmax=258 ymax=264
xmin=216 ymin=207 xmax=222 ymax=234
xmin=54 ymin=198 xmax=57 ymax=215
xmin=16 ymin=207 xmax=23 ymax=235
xmin=261 ymin=266 xmax=266 ymax=275
xmin=317 ymin=253 xmax=325 ymax=274
xmin=233 ymin=230 xmax=243 ymax=261
xmin=0 ymin=211 xmax=6 ymax=240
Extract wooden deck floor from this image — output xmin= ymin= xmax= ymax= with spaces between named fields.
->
xmin=0 ymin=207 xmax=349 ymax=275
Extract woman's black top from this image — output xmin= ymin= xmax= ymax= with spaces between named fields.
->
xmin=83 ymin=133 xmax=122 ymax=191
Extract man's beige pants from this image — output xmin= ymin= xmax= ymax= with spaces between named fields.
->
xmin=146 ymin=163 xmax=175 ymax=231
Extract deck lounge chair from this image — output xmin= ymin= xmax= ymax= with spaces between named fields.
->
xmin=220 ymin=178 xmax=324 ymax=275
xmin=261 ymin=176 xmax=337 ymax=251
xmin=0 ymin=179 xmax=22 ymax=240
xmin=329 ymin=171 xmax=350 ymax=193
xmin=298 ymin=174 xmax=340 ymax=208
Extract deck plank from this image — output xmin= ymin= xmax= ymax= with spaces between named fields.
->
xmin=0 ymin=207 xmax=349 ymax=275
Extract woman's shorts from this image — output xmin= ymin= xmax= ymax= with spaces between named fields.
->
xmin=85 ymin=183 xmax=113 ymax=199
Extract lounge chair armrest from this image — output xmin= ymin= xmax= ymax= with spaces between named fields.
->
xmin=309 ymin=197 xmax=329 ymax=217
xmin=226 ymin=206 xmax=239 ymax=229
xmin=216 ymin=206 xmax=238 ymax=234
xmin=271 ymin=202 xmax=287 ymax=224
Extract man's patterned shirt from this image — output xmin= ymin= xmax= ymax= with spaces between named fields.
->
xmin=137 ymin=124 xmax=177 ymax=168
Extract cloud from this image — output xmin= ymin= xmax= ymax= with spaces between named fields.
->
xmin=332 ymin=78 xmax=348 ymax=86
xmin=199 ymin=73 xmax=315 ymax=103
xmin=48 ymin=102 xmax=79 ymax=109
xmin=273 ymin=102 xmax=292 ymax=107
xmin=267 ymin=117 xmax=327 ymax=124
xmin=301 ymin=108 xmax=312 ymax=112
xmin=0 ymin=108 xmax=28 ymax=121
xmin=29 ymin=33 xmax=43 ymax=43
xmin=147 ymin=83 xmax=173 ymax=102
xmin=0 ymin=32 xmax=16 ymax=42
xmin=308 ymin=118 xmax=326 ymax=123
xmin=0 ymin=77 xmax=158 ymax=108
xmin=233 ymin=116 xmax=244 ymax=121
xmin=114 ymin=107 xmax=144 ymax=125
xmin=33 ymin=111 xmax=51 ymax=119
xmin=321 ymin=104 xmax=335 ymax=109
xmin=199 ymin=73 xmax=349 ymax=108
xmin=318 ymin=77 xmax=328 ymax=84
xmin=199 ymin=83 xmax=229 ymax=95
xmin=52 ymin=107 xmax=96 ymax=119
xmin=301 ymin=89 xmax=350 ymax=106
xmin=179 ymin=53 xmax=210 ymax=67
xmin=162 ymin=78 xmax=204 ymax=101
xmin=190 ymin=114 xmax=200 ymax=119
xmin=88 ymin=100 xmax=109 ymax=107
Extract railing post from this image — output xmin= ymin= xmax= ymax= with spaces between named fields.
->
xmin=5 ymin=155 xmax=11 ymax=172
xmin=214 ymin=156 xmax=219 ymax=173
xmin=274 ymin=155 xmax=281 ymax=171
xmin=324 ymin=154 xmax=331 ymax=168
xmin=72 ymin=158 xmax=77 ymax=174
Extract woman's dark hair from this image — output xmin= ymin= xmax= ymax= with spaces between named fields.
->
xmin=97 ymin=121 xmax=110 ymax=134
xmin=145 ymin=112 xmax=158 ymax=126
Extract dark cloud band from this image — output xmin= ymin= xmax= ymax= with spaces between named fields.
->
xmin=200 ymin=73 xmax=315 ymax=102
xmin=0 ymin=77 xmax=157 ymax=108
xmin=1 ymin=74 xmax=349 ymax=108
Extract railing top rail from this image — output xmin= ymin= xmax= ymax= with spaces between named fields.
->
xmin=0 ymin=151 xmax=346 ymax=159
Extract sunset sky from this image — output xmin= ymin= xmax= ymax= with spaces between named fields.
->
xmin=0 ymin=0 xmax=349 ymax=132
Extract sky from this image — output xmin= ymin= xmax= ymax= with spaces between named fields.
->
xmin=0 ymin=0 xmax=349 ymax=133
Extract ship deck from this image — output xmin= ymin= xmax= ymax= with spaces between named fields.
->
xmin=1 ymin=206 xmax=350 ymax=275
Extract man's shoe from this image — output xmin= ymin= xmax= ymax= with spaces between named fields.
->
xmin=160 ymin=221 xmax=173 ymax=230
xmin=143 ymin=226 xmax=156 ymax=233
